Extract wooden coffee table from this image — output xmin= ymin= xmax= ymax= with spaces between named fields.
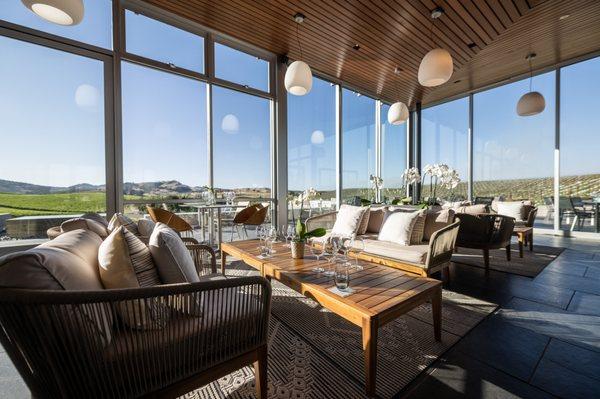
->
xmin=221 ymin=240 xmax=442 ymax=397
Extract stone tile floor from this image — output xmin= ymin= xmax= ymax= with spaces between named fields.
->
xmin=402 ymin=234 xmax=600 ymax=399
xmin=1 ymin=234 xmax=598 ymax=398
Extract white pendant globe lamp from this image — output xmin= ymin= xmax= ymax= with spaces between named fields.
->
xmin=418 ymin=7 xmax=453 ymax=87
xmin=22 ymin=0 xmax=84 ymax=26
xmin=516 ymin=53 xmax=545 ymax=116
xmin=285 ymin=13 xmax=313 ymax=96
xmin=387 ymin=67 xmax=409 ymax=125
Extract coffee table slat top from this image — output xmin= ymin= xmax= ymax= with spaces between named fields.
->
xmin=221 ymin=240 xmax=441 ymax=321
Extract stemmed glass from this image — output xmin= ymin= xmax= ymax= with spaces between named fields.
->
xmin=268 ymin=226 xmax=278 ymax=253
xmin=351 ymin=236 xmax=365 ymax=270
xmin=322 ymin=235 xmax=340 ymax=277
xmin=284 ymin=224 xmax=294 ymax=247
xmin=310 ymin=239 xmax=325 ymax=273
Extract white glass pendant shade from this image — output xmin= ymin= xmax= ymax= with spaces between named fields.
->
xmin=22 ymin=0 xmax=84 ymax=25
xmin=285 ymin=60 xmax=313 ymax=96
xmin=418 ymin=48 xmax=453 ymax=87
xmin=516 ymin=91 xmax=545 ymax=116
xmin=387 ymin=102 xmax=409 ymax=125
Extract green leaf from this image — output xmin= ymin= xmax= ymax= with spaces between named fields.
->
xmin=304 ymin=227 xmax=326 ymax=238
xmin=296 ymin=219 xmax=306 ymax=237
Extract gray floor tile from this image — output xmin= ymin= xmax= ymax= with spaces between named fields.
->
xmin=531 ymin=357 xmax=599 ymax=399
xmin=499 ymin=297 xmax=600 ymax=351
xmin=540 ymin=259 xmax=588 ymax=277
xmin=584 ymin=267 xmax=600 ymax=279
xmin=567 ymin=291 xmax=600 ymax=316
xmin=454 ymin=315 xmax=549 ymax=381
xmin=533 ymin=270 xmax=600 ymax=295
xmin=542 ymin=339 xmax=600 ymax=382
xmin=404 ymin=350 xmax=554 ymax=399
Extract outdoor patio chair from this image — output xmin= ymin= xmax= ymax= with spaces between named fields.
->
xmin=146 ymin=206 xmax=194 ymax=238
xmin=474 ymin=196 xmax=494 ymax=205
xmin=242 ymin=205 xmax=270 ymax=238
xmin=543 ymin=196 xmax=554 ymax=221
xmin=230 ymin=204 xmax=262 ymax=241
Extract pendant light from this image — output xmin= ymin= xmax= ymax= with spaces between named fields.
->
xmin=387 ymin=67 xmax=409 ymax=125
xmin=285 ymin=13 xmax=313 ymax=96
xmin=22 ymin=0 xmax=84 ymax=26
xmin=517 ymin=53 xmax=545 ymax=116
xmin=418 ymin=7 xmax=453 ymax=87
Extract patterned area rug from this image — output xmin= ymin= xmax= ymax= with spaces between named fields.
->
xmin=186 ymin=261 xmax=497 ymax=399
xmin=452 ymin=245 xmax=564 ymax=277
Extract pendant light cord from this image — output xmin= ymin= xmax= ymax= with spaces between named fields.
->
xmin=529 ymin=56 xmax=533 ymax=92
xmin=296 ymin=23 xmax=304 ymax=61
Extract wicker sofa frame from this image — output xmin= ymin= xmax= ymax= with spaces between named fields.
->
xmin=0 ymin=239 xmax=271 ymax=399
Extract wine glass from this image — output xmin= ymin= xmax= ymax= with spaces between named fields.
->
xmin=268 ymin=226 xmax=278 ymax=253
xmin=351 ymin=236 xmax=365 ymax=271
xmin=322 ymin=235 xmax=339 ymax=277
xmin=310 ymin=240 xmax=325 ymax=273
xmin=284 ymin=224 xmax=294 ymax=247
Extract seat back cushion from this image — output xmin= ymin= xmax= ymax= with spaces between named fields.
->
xmin=0 ymin=229 xmax=112 ymax=345
xmin=410 ymin=209 xmax=427 ymax=244
xmin=61 ymin=218 xmax=110 ymax=238
xmin=366 ymin=207 xmax=387 ymax=234
xmin=137 ymin=218 xmax=156 ymax=238
xmin=99 ymin=226 xmax=165 ymax=330
xmin=356 ymin=206 xmax=371 ymax=235
xmin=423 ymin=208 xmax=455 ymax=241
xmin=378 ymin=210 xmax=421 ymax=246
xmin=149 ymin=223 xmax=199 ymax=284
xmin=497 ymin=201 xmax=524 ymax=221
xmin=108 ymin=213 xmax=140 ymax=236
xmin=455 ymin=204 xmax=489 ymax=215
xmin=331 ymin=205 xmax=368 ymax=236
xmin=81 ymin=212 xmax=109 ymax=227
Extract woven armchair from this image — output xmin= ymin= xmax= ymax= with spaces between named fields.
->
xmin=0 ymin=240 xmax=271 ymax=398
xmin=455 ymin=213 xmax=515 ymax=272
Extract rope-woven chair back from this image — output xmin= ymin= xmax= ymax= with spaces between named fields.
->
xmin=232 ymin=204 xmax=261 ymax=224
xmin=244 ymin=205 xmax=269 ymax=226
xmin=146 ymin=206 xmax=193 ymax=233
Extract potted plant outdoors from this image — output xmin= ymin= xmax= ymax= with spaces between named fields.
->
xmin=289 ymin=188 xmax=326 ymax=259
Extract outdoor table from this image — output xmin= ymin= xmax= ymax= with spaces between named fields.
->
xmin=189 ymin=204 xmax=245 ymax=247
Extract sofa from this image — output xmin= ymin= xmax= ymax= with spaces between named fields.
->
xmin=0 ymin=219 xmax=271 ymax=398
xmin=306 ymin=205 xmax=460 ymax=280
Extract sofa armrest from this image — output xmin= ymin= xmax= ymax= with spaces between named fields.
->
xmin=306 ymin=211 xmax=338 ymax=231
xmin=0 ymin=276 xmax=271 ymax=398
xmin=425 ymin=221 xmax=460 ymax=270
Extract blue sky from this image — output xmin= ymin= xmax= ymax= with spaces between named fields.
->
xmin=0 ymin=0 xmax=598 ymax=192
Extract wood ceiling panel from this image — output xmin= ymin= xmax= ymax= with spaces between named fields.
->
xmin=143 ymin=0 xmax=600 ymax=108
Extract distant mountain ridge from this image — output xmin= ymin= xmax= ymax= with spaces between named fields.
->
xmin=0 ymin=179 xmax=106 ymax=194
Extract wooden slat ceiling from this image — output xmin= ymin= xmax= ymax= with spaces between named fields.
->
xmin=143 ymin=0 xmax=600 ymax=107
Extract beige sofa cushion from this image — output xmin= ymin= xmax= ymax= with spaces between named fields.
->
xmin=454 ymin=204 xmax=488 ymax=215
xmin=362 ymin=239 xmax=429 ymax=266
xmin=423 ymin=208 xmax=455 ymax=241
xmin=81 ymin=212 xmax=109 ymax=227
xmin=410 ymin=210 xmax=427 ymax=245
xmin=137 ymin=218 xmax=156 ymax=238
xmin=378 ymin=210 xmax=421 ymax=246
xmin=61 ymin=217 xmax=110 ymax=238
xmin=149 ymin=223 xmax=199 ymax=284
xmin=99 ymin=227 xmax=164 ymax=329
xmin=366 ymin=207 xmax=387 ymax=233
xmin=357 ymin=206 xmax=371 ymax=235
xmin=108 ymin=213 xmax=139 ymax=236
xmin=332 ymin=205 xmax=367 ymax=236
xmin=497 ymin=201 xmax=524 ymax=220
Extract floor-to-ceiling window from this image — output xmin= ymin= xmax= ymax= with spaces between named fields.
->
xmin=381 ymin=103 xmax=408 ymax=203
xmin=422 ymin=98 xmax=469 ymax=200
xmin=0 ymin=35 xmax=107 ymax=239
xmin=473 ymin=72 xmax=555 ymax=226
xmin=287 ymin=77 xmax=336 ymax=213
xmin=342 ymin=89 xmax=376 ymax=203
xmin=560 ymin=57 xmax=600 ymax=234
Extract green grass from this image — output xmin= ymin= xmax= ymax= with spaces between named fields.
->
xmin=0 ymin=191 xmax=106 ymax=217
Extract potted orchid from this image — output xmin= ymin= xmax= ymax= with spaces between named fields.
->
xmin=393 ymin=167 xmax=421 ymax=205
xmin=369 ymin=174 xmax=384 ymax=203
xmin=421 ymin=163 xmax=461 ymax=205
xmin=289 ymin=188 xmax=326 ymax=259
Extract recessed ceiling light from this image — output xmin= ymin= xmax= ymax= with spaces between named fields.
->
xmin=353 ymin=44 xmax=361 ymax=50
xmin=467 ymin=42 xmax=476 ymax=49
xmin=559 ymin=14 xmax=570 ymax=20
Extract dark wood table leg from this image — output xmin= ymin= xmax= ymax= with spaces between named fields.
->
xmin=431 ymin=286 xmax=442 ymax=342
xmin=220 ymin=250 xmax=227 ymax=275
xmin=518 ymin=232 xmax=524 ymax=258
xmin=362 ymin=317 xmax=378 ymax=397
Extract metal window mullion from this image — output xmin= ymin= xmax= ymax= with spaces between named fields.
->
xmin=554 ymin=70 xmax=561 ymax=232
xmin=375 ymin=100 xmax=382 ymax=202
xmin=468 ymin=93 xmax=474 ymax=201
xmin=335 ymin=85 xmax=343 ymax=208
xmin=274 ymin=59 xmax=288 ymax=225
xmin=414 ymin=102 xmax=422 ymax=204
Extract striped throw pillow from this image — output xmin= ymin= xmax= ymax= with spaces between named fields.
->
xmin=108 ymin=213 xmax=140 ymax=236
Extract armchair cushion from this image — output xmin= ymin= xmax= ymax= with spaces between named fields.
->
xmin=410 ymin=210 xmax=427 ymax=244
xmin=81 ymin=212 xmax=109 ymax=227
xmin=149 ymin=223 xmax=199 ymax=285
xmin=378 ymin=210 xmax=421 ymax=246
xmin=497 ymin=201 xmax=524 ymax=220
xmin=61 ymin=217 xmax=110 ymax=238
xmin=357 ymin=206 xmax=371 ymax=235
xmin=366 ymin=207 xmax=387 ymax=233
xmin=423 ymin=208 xmax=455 ymax=241
xmin=361 ymin=239 xmax=429 ymax=265
xmin=331 ymin=205 xmax=367 ymax=236
xmin=454 ymin=204 xmax=488 ymax=215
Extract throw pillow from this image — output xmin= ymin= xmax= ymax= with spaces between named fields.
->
xmin=455 ymin=204 xmax=489 ymax=215
xmin=81 ymin=212 xmax=109 ymax=227
xmin=331 ymin=205 xmax=367 ymax=236
xmin=366 ymin=207 xmax=387 ymax=233
xmin=423 ymin=209 xmax=455 ymax=241
xmin=98 ymin=226 xmax=164 ymax=329
xmin=378 ymin=210 xmax=421 ymax=246
xmin=149 ymin=223 xmax=199 ymax=284
xmin=497 ymin=201 xmax=525 ymax=221
xmin=107 ymin=213 xmax=140 ymax=236
xmin=357 ymin=206 xmax=371 ymax=235
xmin=61 ymin=217 xmax=110 ymax=239
xmin=409 ymin=209 xmax=427 ymax=245
xmin=137 ymin=218 xmax=156 ymax=238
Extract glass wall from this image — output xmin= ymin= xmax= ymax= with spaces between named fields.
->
xmin=214 ymin=43 xmax=269 ymax=92
xmin=121 ymin=62 xmax=208 ymax=201
xmin=381 ymin=103 xmax=408 ymax=203
xmin=560 ymin=57 xmax=600 ymax=233
xmin=473 ymin=72 xmax=555 ymax=223
xmin=342 ymin=89 xmax=376 ymax=203
xmin=287 ymin=77 xmax=336 ymax=213
xmin=0 ymin=36 xmax=106 ymax=239
xmin=422 ymin=97 xmax=469 ymax=200
xmin=212 ymin=86 xmax=271 ymax=195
